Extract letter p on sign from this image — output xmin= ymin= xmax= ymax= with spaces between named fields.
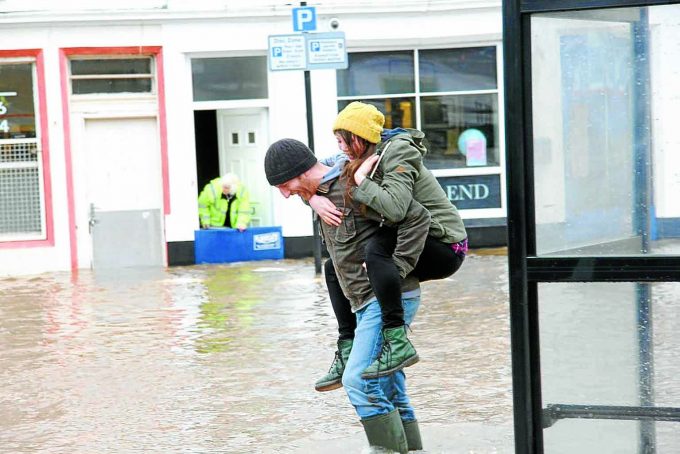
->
xmin=292 ymin=6 xmax=317 ymax=32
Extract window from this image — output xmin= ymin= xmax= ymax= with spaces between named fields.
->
xmin=191 ymin=56 xmax=268 ymax=101
xmin=70 ymin=57 xmax=154 ymax=94
xmin=337 ymin=47 xmax=500 ymax=170
xmin=0 ymin=63 xmax=36 ymax=139
xmin=337 ymin=50 xmax=414 ymax=97
xmin=0 ymin=60 xmax=45 ymax=240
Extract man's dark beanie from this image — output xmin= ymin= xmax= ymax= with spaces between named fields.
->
xmin=265 ymin=138 xmax=317 ymax=186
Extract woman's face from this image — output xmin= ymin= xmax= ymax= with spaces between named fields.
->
xmin=335 ymin=132 xmax=363 ymax=161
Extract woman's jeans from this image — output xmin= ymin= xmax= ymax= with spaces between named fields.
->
xmin=341 ymin=294 xmax=421 ymax=421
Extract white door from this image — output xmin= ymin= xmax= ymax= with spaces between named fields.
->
xmin=75 ymin=116 xmax=164 ymax=268
xmin=216 ymin=108 xmax=271 ymax=227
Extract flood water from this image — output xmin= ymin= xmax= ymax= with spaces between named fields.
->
xmin=0 ymin=253 xmax=514 ymax=453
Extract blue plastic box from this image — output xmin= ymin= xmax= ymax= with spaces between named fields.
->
xmin=194 ymin=226 xmax=284 ymax=264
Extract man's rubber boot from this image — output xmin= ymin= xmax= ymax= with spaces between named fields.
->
xmin=403 ymin=419 xmax=423 ymax=451
xmin=360 ymin=409 xmax=408 ymax=454
xmin=361 ymin=325 xmax=419 ymax=379
xmin=314 ymin=339 xmax=353 ymax=392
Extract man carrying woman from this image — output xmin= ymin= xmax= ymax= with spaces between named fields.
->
xmin=265 ymin=137 xmax=428 ymax=452
xmin=311 ymin=101 xmax=467 ymax=386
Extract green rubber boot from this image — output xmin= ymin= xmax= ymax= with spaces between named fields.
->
xmin=361 ymin=325 xmax=419 ymax=379
xmin=361 ymin=409 xmax=408 ymax=454
xmin=403 ymin=419 xmax=423 ymax=451
xmin=314 ymin=338 xmax=353 ymax=392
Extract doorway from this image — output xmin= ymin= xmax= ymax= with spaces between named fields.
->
xmin=75 ymin=116 xmax=164 ymax=269
xmin=194 ymin=108 xmax=271 ymax=227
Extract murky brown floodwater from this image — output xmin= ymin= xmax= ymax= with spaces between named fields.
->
xmin=0 ymin=252 xmax=513 ymax=453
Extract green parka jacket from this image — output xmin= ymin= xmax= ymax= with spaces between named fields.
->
xmin=317 ymin=171 xmax=427 ymax=312
xmin=352 ymin=129 xmax=467 ymax=245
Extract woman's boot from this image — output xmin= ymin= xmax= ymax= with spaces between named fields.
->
xmin=361 ymin=325 xmax=419 ymax=378
xmin=314 ymin=338 xmax=353 ymax=392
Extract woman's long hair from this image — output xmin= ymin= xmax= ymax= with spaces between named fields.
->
xmin=336 ymin=129 xmax=377 ymax=205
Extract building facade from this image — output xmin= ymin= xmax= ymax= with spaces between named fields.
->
xmin=0 ymin=0 xmax=505 ymax=276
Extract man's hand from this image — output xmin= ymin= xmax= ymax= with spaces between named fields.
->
xmin=309 ymin=194 xmax=343 ymax=226
xmin=237 ymin=224 xmax=247 ymax=232
xmin=355 ymin=154 xmax=380 ymax=185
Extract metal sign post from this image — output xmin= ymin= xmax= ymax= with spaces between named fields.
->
xmin=267 ymin=3 xmax=348 ymax=274
xmin=303 ymin=68 xmax=322 ymax=274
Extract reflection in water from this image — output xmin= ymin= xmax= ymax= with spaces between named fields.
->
xmin=0 ymin=255 xmax=513 ymax=453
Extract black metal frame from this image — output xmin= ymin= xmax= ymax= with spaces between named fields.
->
xmin=503 ymin=1 xmax=680 ymax=453
xmin=543 ymin=404 xmax=680 ymax=428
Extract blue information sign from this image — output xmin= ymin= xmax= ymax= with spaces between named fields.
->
xmin=268 ymin=32 xmax=347 ymax=71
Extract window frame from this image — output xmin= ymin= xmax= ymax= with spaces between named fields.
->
xmin=336 ymin=43 xmax=506 ymax=219
xmin=190 ymin=55 xmax=269 ymax=103
xmin=68 ymin=55 xmax=156 ymax=97
xmin=0 ymin=51 xmax=53 ymax=247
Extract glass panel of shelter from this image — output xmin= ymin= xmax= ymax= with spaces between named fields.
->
xmin=539 ymin=281 xmax=680 ymax=451
xmin=529 ymin=4 xmax=680 ymax=452
xmin=531 ymin=6 xmax=680 ymax=257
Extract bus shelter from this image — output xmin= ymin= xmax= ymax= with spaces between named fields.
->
xmin=503 ymin=0 xmax=680 ymax=452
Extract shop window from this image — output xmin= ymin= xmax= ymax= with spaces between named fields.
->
xmin=338 ymin=97 xmax=416 ymax=130
xmin=0 ymin=61 xmax=45 ymax=240
xmin=337 ymin=51 xmax=414 ymax=97
xmin=421 ymin=94 xmax=499 ymax=169
xmin=191 ymin=56 xmax=268 ymax=102
xmin=70 ymin=57 xmax=154 ymax=95
xmin=419 ymin=47 xmax=497 ymax=92
xmin=337 ymin=47 xmax=500 ymax=171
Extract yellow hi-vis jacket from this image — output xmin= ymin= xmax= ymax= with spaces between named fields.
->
xmin=198 ymin=177 xmax=252 ymax=228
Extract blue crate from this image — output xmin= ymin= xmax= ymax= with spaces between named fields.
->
xmin=194 ymin=226 xmax=284 ymax=264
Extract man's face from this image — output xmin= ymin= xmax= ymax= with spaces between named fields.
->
xmin=222 ymin=185 xmax=235 ymax=196
xmin=276 ymin=174 xmax=318 ymax=201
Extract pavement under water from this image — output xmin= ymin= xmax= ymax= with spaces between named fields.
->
xmin=0 ymin=251 xmax=513 ymax=453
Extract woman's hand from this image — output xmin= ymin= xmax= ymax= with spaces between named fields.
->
xmin=309 ymin=194 xmax=343 ymax=226
xmin=354 ymin=154 xmax=380 ymax=186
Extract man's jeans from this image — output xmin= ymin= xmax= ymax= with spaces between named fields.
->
xmin=341 ymin=295 xmax=421 ymax=421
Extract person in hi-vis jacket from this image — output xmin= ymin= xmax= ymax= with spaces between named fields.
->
xmin=198 ymin=173 xmax=251 ymax=231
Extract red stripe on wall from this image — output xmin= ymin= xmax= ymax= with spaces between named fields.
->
xmin=155 ymin=48 xmax=171 ymax=215
xmin=58 ymin=49 xmax=79 ymax=271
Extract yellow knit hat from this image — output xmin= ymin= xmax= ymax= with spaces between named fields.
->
xmin=333 ymin=101 xmax=385 ymax=144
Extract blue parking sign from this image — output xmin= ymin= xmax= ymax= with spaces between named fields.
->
xmin=292 ymin=6 xmax=316 ymax=32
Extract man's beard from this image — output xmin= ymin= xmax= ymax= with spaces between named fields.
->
xmin=297 ymin=176 xmax=321 ymax=201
